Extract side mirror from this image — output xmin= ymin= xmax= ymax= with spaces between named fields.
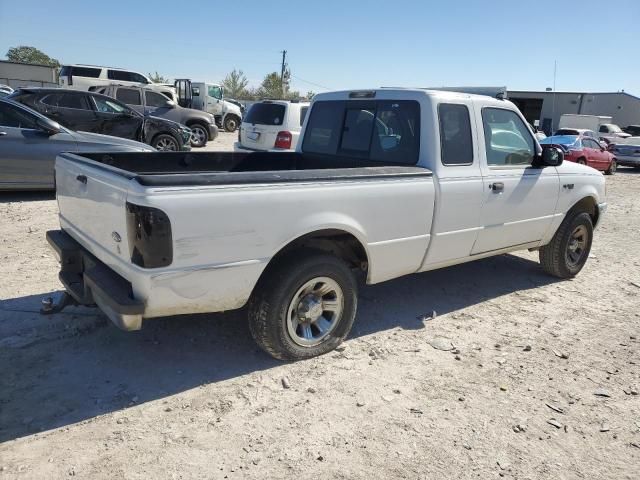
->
xmin=537 ymin=146 xmax=563 ymax=167
xmin=36 ymin=117 xmax=61 ymax=135
xmin=164 ymin=100 xmax=176 ymax=108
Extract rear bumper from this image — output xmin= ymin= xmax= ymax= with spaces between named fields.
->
xmin=46 ymin=229 xmax=145 ymax=331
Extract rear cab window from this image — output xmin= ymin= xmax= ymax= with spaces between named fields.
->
xmin=244 ymin=103 xmax=286 ymax=126
xmin=302 ymin=100 xmax=420 ymax=165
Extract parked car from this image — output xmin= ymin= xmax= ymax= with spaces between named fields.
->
xmin=0 ymin=84 xmax=14 ymax=98
xmin=554 ymin=128 xmax=598 ymax=139
xmin=622 ymin=125 xmax=640 ymax=136
xmin=609 ymin=137 xmax=640 ymax=169
xmin=8 ymin=88 xmax=192 ymax=151
xmin=59 ymin=64 xmax=174 ymax=98
xmin=0 ymin=99 xmax=154 ymax=190
xmin=541 ymin=135 xmax=616 ymax=174
xmin=598 ymin=123 xmax=631 ymax=142
xmin=46 ymin=88 xmax=606 ymax=361
xmin=93 ymin=85 xmax=218 ymax=147
xmin=236 ymin=100 xmax=309 ymax=151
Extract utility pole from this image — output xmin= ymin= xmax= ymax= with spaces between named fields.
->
xmin=280 ymin=50 xmax=287 ymax=99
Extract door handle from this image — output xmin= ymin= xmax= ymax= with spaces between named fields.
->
xmin=490 ymin=182 xmax=504 ymax=192
xmin=0 ymin=131 xmax=7 ymax=136
xmin=76 ymin=175 xmax=87 ymax=184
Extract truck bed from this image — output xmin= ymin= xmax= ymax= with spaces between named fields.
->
xmin=63 ymin=151 xmax=432 ymax=187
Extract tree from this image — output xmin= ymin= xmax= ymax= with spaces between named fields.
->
xmin=148 ymin=71 xmax=169 ymax=83
xmin=259 ymin=72 xmax=285 ymax=99
xmin=222 ymin=69 xmax=249 ymax=99
xmin=6 ymin=46 xmax=59 ymax=67
xmin=305 ymin=91 xmax=316 ymax=100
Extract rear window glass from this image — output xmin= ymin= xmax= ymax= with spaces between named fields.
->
xmin=41 ymin=93 xmax=90 ymax=110
xmin=439 ymin=103 xmax=473 ymax=165
xmin=555 ymin=128 xmax=579 ymax=136
xmin=60 ymin=66 xmax=101 ymax=78
xmin=116 ymin=88 xmax=142 ymax=105
xmin=244 ymin=103 xmax=286 ymax=126
xmin=302 ymin=100 xmax=420 ymax=165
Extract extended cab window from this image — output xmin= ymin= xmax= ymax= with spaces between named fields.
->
xmin=438 ymin=103 xmax=473 ymax=165
xmin=302 ymin=100 xmax=420 ymax=164
xmin=482 ymin=108 xmax=534 ymax=166
xmin=116 ymin=88 xmax=142 ymax=106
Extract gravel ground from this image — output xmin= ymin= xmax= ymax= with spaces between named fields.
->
xmin=0 ymin=140 xmax=638 ymax=479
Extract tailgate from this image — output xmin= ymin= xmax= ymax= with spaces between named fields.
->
xmin=240 ymin=123 xmax=280 ymax=150
xmin=55 ymin=154 xmax=132 ymax=264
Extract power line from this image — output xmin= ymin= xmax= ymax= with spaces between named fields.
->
xmin=289 ymin=74 xmax=333 ymax=91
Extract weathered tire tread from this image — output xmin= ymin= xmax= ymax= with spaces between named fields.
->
xmin=539 ymin=212 xmax=593 ymax=278
xmin=247 ymin=250 xmax=357 ymax=361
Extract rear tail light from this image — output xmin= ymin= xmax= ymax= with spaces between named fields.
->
xmin=126 ymin=203 xmax=172 ymax=268
xmin=67 ymin=74 xmax=73 ymax=86
xmin=274 ymin=131 xmax=292 ymax=149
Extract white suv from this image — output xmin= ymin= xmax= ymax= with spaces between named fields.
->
xmin=59 ymin=65 xmax=175 ymax=99
xmin=236 ymin=100 xmax=309 ymax=151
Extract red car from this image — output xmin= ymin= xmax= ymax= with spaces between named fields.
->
xmin=540 ymin=135 xmax=617 ymax=174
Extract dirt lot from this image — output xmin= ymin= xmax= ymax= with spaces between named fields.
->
xmin=1 ymin=136 xmax=638 ymax=479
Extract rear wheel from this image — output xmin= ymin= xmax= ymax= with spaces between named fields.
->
xmin=605 ymin=159 xmax=617 ymax=175
xmin=248 ymin=252 xmax=358 ymax=360
xmin=539 ymin=212 xmax=593 ymax=278
xmin=223 ymin=115 xmax=239 ymax=132
xmin=152 ymin=134 xmax=179 ymax=151
xmin=577 ymin=158 xmax=587 ymax=165
xmin=189 ymin=123 xmax=209 ymax=148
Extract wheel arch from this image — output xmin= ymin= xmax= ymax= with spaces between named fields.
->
xmin=568 ymin=195 xmax=599 ymax=227
xmin=254 ymin=228 xmax=370 ymax=291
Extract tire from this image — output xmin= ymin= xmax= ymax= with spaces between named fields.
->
xmin=189 ymin=123 xmax=209 ymax=148
xmin=248 ymin=251 xmax=358 ymax=360
xmin=223 ymin=115 xmax=239 ymax=132
xmin=151 ymin=133 xmax=179 ymax=151
xmin=539 ymin=212 xmax=593 ymax=278
xmin=605 ymin=159 xmax=616 ymax=175
xmin=577 ymin=158 xmax=586 ymax=165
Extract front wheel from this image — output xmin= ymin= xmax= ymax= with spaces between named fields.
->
xmin=539 ymin=212 xmax=593 ymax=278
xmin=605 ymin=159 xmax=616 ymax=175
xmin=151 ymin=133 xmax=179 ymax=151
xmin=248 ymin=252 xmax=358 ymax=360
xmin=189 ymin=123 xmax=209 ymax=148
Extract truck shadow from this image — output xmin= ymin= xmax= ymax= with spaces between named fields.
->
xmin=0 ymin=253 xmax=559 ymax=443
xmin=0 ymin=191 xmax=55 ymax=203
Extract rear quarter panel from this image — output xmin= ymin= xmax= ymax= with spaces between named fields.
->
xmin=128 ymin=175 xmax=435 ymax=317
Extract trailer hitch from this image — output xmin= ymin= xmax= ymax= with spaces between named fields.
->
xmin=40 ymin=291 xmax=78 ymax=315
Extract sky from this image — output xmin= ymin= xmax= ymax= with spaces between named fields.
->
xmin=1 ymin=0 xmax=638 ymax=95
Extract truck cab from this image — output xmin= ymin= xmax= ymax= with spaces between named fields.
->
xmin=175 ymin=79 xmax=242 ymax=132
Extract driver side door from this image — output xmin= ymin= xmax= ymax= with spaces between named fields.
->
xmin=89 ymin=94 xmax=143 ymax=140
xmin=472 ymin=106 xmax=560 ymax=254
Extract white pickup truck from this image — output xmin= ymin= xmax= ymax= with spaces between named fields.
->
xmin=46 ymin=88 xmax=607 ymax=360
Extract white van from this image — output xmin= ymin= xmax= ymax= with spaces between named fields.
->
xmin=236 ymin=100 xmax=309 ymax=151
xmin=59 ymin=65 xmax=175 ymax=99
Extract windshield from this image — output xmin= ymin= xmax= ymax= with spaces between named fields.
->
xmin=540 ymin=135 xmax=579 ymax=146
xmin=244 ymin=103 xmax=286 ymax=126
xmin=605 ymin=124 xmax=623 ymax=133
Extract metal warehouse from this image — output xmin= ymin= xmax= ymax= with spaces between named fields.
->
xmin=508 ymin=90 xmax=640 ymax=134
xmin=0 ymin=60 xmax=58 ymax=88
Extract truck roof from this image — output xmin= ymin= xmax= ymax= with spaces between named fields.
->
xmin=313 ymin=88 xmax=508 ymax=106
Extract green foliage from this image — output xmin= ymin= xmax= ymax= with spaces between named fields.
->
xmin=148 ymin=71 xmax=169 ymax=83
xmin=222 ymin=69 xmax=249 ymax=99
xmin=6 ymin=46 xmax=60 ymax=67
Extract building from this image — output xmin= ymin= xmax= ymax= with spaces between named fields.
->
xmin=0 ymin=60 xmax=58 ymax=89
xmin=508 ymin=90 xmax=640 ymax=134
